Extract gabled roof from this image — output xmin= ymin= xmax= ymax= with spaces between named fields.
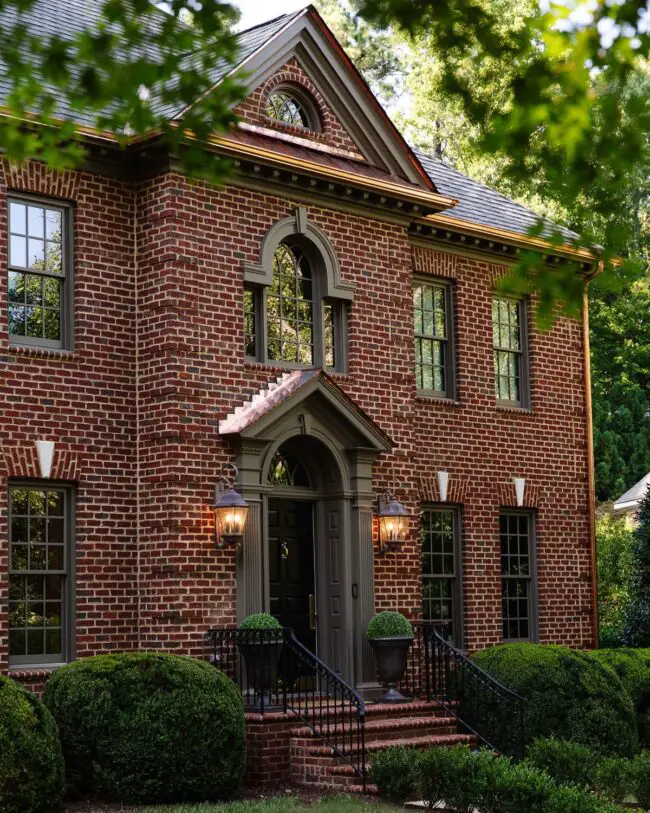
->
xmin=614 ymin=473 xmax=650 ymax=511
xmin=220 ymin=369 xmax=393 ymax=451
xmin=417 ymin=152 xmax=577 ymax=242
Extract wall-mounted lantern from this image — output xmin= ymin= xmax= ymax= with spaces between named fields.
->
xmin=377 ymin=493 xmax=410 ymax=553
xmin=213 ymin=464 xmax=249 ymax=549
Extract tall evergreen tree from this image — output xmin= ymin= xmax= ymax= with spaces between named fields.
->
xmin=623 ymin=486 xmax=650 ymax=647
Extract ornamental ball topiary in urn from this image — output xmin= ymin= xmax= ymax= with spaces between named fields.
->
xmin=367 ymin=611 xmax=414 ymax=703
xmin=236 ymin=613 xmax=284 ymax=706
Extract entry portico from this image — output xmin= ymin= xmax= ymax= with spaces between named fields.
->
xmin=220 ymin=369 xmax=392 ymax=692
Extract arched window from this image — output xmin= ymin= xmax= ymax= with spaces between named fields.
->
xmin=267 ymin=450 xmax=311 ymax=487
xmin=267 ymin=243 xmax=313 ymax=365
xmin=265 ymin=88 xmax=319 ymax=131
xmin=243 ymin=212 xmax=353 ymax=372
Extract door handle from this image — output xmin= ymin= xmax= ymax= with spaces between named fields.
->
xmin=309 ymin=593 xmax=318 ymax=631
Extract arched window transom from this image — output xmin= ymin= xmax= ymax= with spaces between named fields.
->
xmin=268 ymin=450 xmax=311 ymax=487
xmin=265 ymin=89 xmax=318 ymax=130
xmin=267 ymin=243 xmax=314 ymax=365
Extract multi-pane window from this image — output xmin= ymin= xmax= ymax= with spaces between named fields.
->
xmin=8 ymin=483 xmax=74 ymax=666
xmin=245 ymin=238 xmax=347 ymax=372
xmin=267 ymin=243 xmax=314 ymax=365
xmin=414 ymin=280 xmax=454 ymax=398
xmin=493 ymin=297 xmax=527 ymax=406
xmin=500 ymin=511 xmax=536 ymax=642
xmin=421 ymin=507 xmax=462 ymax=646
xmin=8 ymin=197 xmax=71 ymax=348
xmin=265 ymin=89 xmax=319 ymax=131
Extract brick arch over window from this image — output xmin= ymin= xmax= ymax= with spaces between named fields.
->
xmin=234 ymin=58 xmax=363 ymax=156
xmin=243 ymin=208 xmax=354 ymax=371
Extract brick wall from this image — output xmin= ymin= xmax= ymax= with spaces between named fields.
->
xmin=0 ymin=161 xmax=595 ymax=681
xmin=0 ymin=161 xmax=139 ymax=674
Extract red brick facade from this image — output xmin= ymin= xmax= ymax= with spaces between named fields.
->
xmin=0 ymin=49 xmax=595 ymax=689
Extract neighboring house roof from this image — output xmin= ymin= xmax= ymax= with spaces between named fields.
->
xmin=614 ymin=472 xmax=650 ymax=512
xmin=416 ymin=151 xmax=577 ymax=241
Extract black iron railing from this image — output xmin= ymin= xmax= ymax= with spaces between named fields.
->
xmin=207 ymin=627 xmax=367 ymax=788
xmin=401 ymin=623 xmax=525 ymax=758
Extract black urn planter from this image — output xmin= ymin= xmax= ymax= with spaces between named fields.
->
xmin=369 ymin=636 xmax=413 ymax=703
xmin=237 ymin=639 xmax=284 ymax=706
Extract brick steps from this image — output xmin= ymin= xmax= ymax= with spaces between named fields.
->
xmin=292 ymin=716 xmax=459 ymax=745
xmin=289 ymin=699 xmax=475 ymax=792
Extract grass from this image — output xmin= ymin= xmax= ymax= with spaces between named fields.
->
xmin=136 ymin=796 xmax=402 ymax=813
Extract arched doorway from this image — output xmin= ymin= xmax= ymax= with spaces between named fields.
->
xmin=264 ymin=436 xmax=347 ymax=675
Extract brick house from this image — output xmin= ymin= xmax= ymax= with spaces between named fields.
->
xmin=1 ymin=2 xmax=598 ymax=711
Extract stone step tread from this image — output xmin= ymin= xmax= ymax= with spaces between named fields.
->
xmin=290 ymin=715 xmax=458 ymax=738
xmin=308 ymin=732 xmax=475 ymax=756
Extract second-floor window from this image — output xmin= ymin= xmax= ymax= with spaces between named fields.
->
xmin=413 ymin=279 xmax=455 ymax=398
xmin=245 ymin=239 xmax=347 ymax=372
xmin=8 ymin=196 xmax=72 ymax=349
xmin=493 ymin=296 xmax=528 ymax=407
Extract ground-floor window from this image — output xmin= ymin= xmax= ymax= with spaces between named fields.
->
xmin=421 ymin=506 xmax=463 ymax=646
xmin=500 ymin=510 xmax=537 ymax=642
xmin=8 ymin=482 xmax=74 ymax=666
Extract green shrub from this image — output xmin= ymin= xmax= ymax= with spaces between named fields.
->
xmin=239 ymin=613 xmax=282 ymax=630
xmin=594 ymin=756 xmax=633 ymax=804
xmin=482 ymin=757 xmax=558 ymax=813
xmin=366 ymin=611 xmax=413 ymax=639
xmin=525 ymin=737 xmax=601 ymax=788
xmin=44 ymin=652 xmax=244 ymax=804
xmin=471 ymin=643 xmax=637 ymax=756
xmin=0 ymin=675 xmax=64 ymax=813
xmin=542 ymin=784 xmax=603 ymax=813
xmin=416 ymin=747 xmax=450 ymax=809
xmin=592 ymin=648 xmax=650 ymax=746
xmin=424 ymin=746 xmax=477 ymax=813
xmin=631 ymin=750 xmax=650 ymax=809
xmin=369 ymin=746 xmax=418 ymax=803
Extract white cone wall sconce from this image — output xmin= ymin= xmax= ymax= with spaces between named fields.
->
xmin=514 ymin=477 xmax=526 ymax=507
xmin=437 ymin=470 xmax=449 ymax=503
xmin=35 ymin=440 xmax=55 ymax=479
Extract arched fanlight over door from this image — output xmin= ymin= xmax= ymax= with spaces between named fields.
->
xmin=268 ymin=450 xmax=311 ymax=488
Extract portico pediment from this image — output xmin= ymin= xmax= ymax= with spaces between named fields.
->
xmin=219 ymin=369 xmax=392 ymax=453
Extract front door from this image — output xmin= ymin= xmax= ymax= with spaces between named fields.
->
xmin=268 ymin=498 xmax=316 ymax=653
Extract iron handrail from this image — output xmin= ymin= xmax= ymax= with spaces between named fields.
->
xmin=406 ymin=623 xmax=526 ymax=758
xmin=207 ymin=627 xmax=367 ymax=789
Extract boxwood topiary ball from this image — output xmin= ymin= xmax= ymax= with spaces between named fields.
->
xmin=367 ymin=611 xmax=414 ymax=639
xmin=43 ymin=652 xmax=245 ymax=804
xmin=0 ymin=674 xmax=64 ymax=813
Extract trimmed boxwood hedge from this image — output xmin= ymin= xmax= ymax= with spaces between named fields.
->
xmin=0 ymin=674 xmax=64 ymax=813
xmin=591 ymin=648 xmax=650 ymax=746
xmin=44 ymin=652 xmax=245 ymax=804
xmin=470 ymin=644 xmax=637 ymax=756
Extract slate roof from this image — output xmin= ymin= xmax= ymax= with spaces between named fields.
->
xmin=614 ymin=473 xmax=650 ymax=511
xmin=0 ymin=3 xmax=576 ymax=242
xmin=416 ymin=151 xmax=576 ymax=241
xmin=0 ymin=3 xmax=300 ymax=126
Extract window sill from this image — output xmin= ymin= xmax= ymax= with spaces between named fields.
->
xmin=6 ymin=664 xmax=63 ymax=677
xmin=495 ymin=403 xmax=533 ymax=415
xmin=5 ymin=344 xmax=75 ymax=360
xmin=415 ymin=393 xmax=460 ymax=407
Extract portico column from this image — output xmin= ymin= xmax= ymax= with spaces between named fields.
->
xmin=348 ymin=449 xmax=380 ymax=695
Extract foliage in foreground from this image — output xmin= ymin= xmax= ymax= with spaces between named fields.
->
xmin=470 ymin=643 xmax=637 ymax=756
xmin=0 ymin=674 xmax=64 ymax=813
xmin=597 ymin=513 xmax=636 ymax=646
xmin=372 ymin=744 xmax=623 ymax=812
xmin=591 ymin=648 xmax=650 ymax=747
xmin=624 ymin=488 xmax=650 ymax=647
xmin=140 ymin=796 xmax=405 ymax=813
xmin=44 ymin=652 xmax=245 ymax=804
